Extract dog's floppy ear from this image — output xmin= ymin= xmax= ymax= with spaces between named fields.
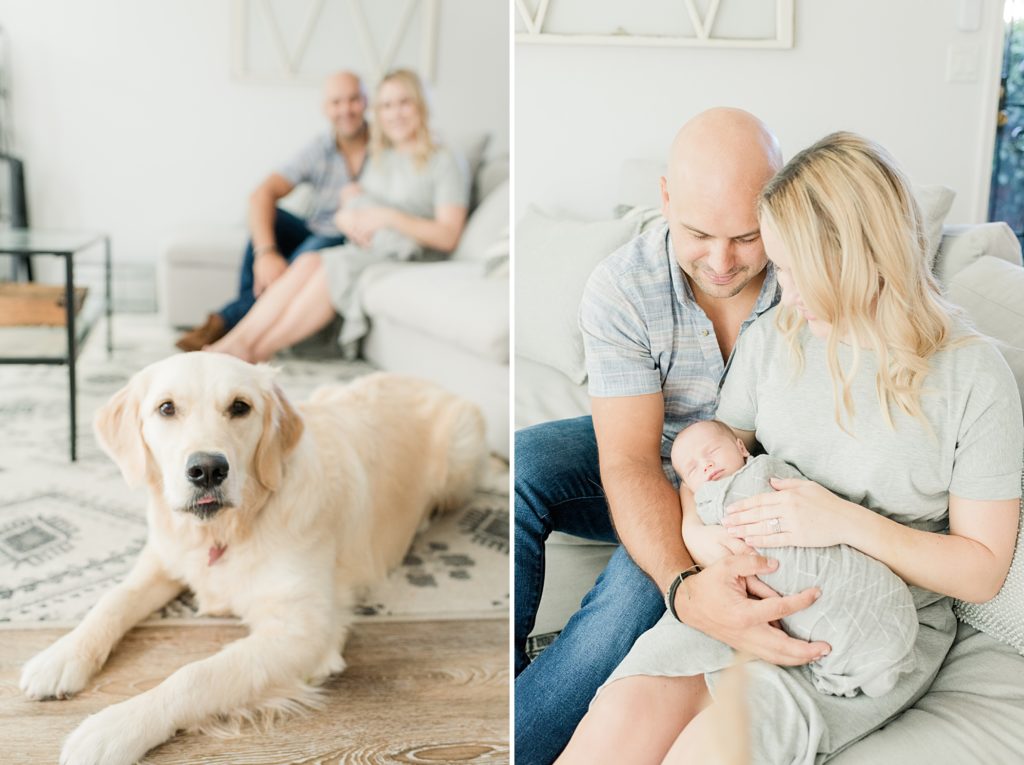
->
xmin=254 ymin=384 xmax=304 ymax=492
xmin=94 ymin=377 xmax=150 ymax=488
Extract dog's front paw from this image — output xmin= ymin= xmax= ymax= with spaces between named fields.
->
xmin=61 ymin=699 xmax=169 ymax=765
xmin=20 ymin=634 xmax=101 ymax=700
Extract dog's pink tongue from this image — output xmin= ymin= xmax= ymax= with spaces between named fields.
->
xmin=208 ymin=544 xmax=227 ymax=566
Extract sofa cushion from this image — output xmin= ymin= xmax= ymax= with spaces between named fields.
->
xmin=935 ymin=222 xmax=1023 ymax=286
xmin=360 ymin=261 xmax=507 ymax=362
xmin=475 ymin=156 xmax=510 ymax=204
xmin=946 ymin=255 xmax=1024 ymax=402
xmin=516 ymin=208 xmax=638 ymax=384
xmin=453 ymin=179 xmax=509 ymax=266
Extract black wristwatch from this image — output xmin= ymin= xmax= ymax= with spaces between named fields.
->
xmin=665 ymin=565 xmax=702 ymax=622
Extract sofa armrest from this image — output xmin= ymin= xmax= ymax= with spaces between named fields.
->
xmin=158 ymin=225 xmax=247 ymax=328
xmin=935 ymin=222 xmax=1023 ymax=287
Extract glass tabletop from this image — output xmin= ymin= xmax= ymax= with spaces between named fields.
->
xmin=0 ymin=228 xmax=106 ymax=254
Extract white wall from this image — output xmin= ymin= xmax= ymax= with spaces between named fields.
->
xmin=515 ymin=0 xmax=1004 ymax=224
xmin=0 ymin=0 xmax=509 ymax=265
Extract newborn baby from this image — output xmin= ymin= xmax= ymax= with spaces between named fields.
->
xmin=672 ymin=420 xmax=919 ymax=698
xmin=339 ymin=182 xmax=421 ymax=261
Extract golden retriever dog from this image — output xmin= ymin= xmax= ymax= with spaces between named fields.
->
xmin=19 ymin=352 xmax=486 ymax=765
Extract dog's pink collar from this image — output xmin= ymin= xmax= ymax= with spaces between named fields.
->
xmin=208 ymin=543 xmax=228 ymax=566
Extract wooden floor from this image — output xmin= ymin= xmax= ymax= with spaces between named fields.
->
xmin=0 ymin=618 xmax=509 ymax=764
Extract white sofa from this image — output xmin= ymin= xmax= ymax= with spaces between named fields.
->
xmin=158 ymin=151 xmax=510 ymax=459
xmin=516 ymin=162 xmax=1024 ymax=761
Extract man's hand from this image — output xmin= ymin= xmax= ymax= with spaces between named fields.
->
xmin=672 ymin=553 xmax=831 ymax=666
xmin=253 ymin=251 xmax=287 ymax=297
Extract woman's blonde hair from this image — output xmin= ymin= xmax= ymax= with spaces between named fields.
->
xmin=370 ymin=68 xmax=436 ymax=168
xmin=758 ymin=131 xmax=965 ymax=431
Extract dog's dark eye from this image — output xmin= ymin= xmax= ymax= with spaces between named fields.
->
xmin=229 ymin=399 xmax=251 ymax=418
xmin=159 ymin=401 xmax=175 ymax=417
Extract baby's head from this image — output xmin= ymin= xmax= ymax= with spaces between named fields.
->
xmin=671 ymin=420 xmax=750 ymax=492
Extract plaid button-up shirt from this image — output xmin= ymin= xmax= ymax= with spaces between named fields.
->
xmin=278 ymin=130 xmax=362 ymax=237
xmin=579 ymin=222 xmax=779 ymax=482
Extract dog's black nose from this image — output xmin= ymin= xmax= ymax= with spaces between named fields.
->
xmin=185 ymin=452 xmax=229 ymax=489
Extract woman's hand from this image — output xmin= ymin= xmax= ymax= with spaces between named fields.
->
xmin=334 ymin=207 xmax=394 ymax=248
xmin=722 ymin=477 xmax=858 ymax=549
xmin=338 ymin=182 xmax=363 ymax=206
xmin=350 ymin=206 xmax=393 ymax=235
xmin=683 ymin=520 xmax=756 ymax=568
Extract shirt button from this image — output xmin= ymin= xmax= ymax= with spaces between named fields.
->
xmin=701 ymin=329 xmax=709 ymax=337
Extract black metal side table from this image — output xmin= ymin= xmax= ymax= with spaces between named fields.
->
xmin=0 ymin=229 xmax=112 ymax=461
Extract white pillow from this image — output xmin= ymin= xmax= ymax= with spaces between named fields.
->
xmin=437 ymin=132 xmax=490 ymax=209
xmin=616 ymin=204 xmax=666 ymax=234
xmin=515 ymin=208 xmax=639 ymax=384
xmin=440 ymin=131 xmax=489 ymax=179
xmin=453 ymin=179 xmax=509 ymax=262
xmin=946 ymin=255 xmax=1024 ymax=403
xmin=954 ymin=462 xmax=1024 ymax=655
xmin=914 ymin=184 xmax=956 ymax=269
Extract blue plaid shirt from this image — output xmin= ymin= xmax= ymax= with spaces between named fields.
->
xmin=278 ymin=131 xmax=363 ymax=237
xmin=579 ymin=222 xmax=779 ymax=481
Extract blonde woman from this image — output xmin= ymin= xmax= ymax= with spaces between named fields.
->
xmin=557 ymin=133 xmax=1023 ymax=764
xmin=209 ymin=69 xmax=469 ymax=362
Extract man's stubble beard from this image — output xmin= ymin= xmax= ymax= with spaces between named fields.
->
xmin=686 ymin=266 xmax=755 ymax=300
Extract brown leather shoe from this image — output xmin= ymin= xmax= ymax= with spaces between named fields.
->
xmin=175 ymin=313 xmax=226 ymax=352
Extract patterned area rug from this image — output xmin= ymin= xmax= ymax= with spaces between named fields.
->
xmin=0 ymin=315 xmax=508 ymax=627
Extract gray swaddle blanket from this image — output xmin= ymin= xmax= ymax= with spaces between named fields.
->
xmin=346 ymin=193 xmax=422 ymax=261
xmin=696 ymin=454 xmax=919 ymax=697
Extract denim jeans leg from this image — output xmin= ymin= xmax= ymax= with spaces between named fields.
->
xmin=514 ymin=546 xmax=665 ymax=765
xmin=288 ymin=233 xmax=347 ymax=261
xmin=513 ymin=415 xmax=667 ymax=765
xmin=514 ymin=416 xmax=615 ymax=674
xmin=217 ymin=209 xmax=319 ymax=331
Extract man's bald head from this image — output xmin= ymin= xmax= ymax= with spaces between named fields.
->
xmin=659 ymin=108 xmax=781 ymax=302
xmin=322 ymin=71 xmax=368 ymax=142
xmin=324 ymin=71 xmax=365 ymax=100
xmin=666 ymin=108 xmax=782 ymax=201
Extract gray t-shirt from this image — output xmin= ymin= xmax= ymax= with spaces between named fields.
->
xmin=360 ymin=146 xmax=469 ymax=219
xmin=341 ymin=145 xmax=469 ymax=262
xmin=277 ymin=130 xmax=362 ymax=237
xmin=717 ymin=306 xmax=1023 ymax=539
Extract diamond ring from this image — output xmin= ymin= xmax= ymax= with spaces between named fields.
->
xmin=769 ymin=517 xmax=781 ymax=533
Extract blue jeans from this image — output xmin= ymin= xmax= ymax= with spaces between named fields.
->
xmin=514 ymin=416 xmax=666 ymax=765
xmin=218 ymin=208 xmax=346 ymax=331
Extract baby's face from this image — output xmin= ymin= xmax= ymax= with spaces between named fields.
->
xmin=673 ymin=422 xmax=749 ymax=492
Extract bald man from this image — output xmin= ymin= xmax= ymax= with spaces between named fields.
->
xmin=514 ymin=109 xmax=828 ymax=764
xmin=176 ymin=71 xmax=369 ymax=351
